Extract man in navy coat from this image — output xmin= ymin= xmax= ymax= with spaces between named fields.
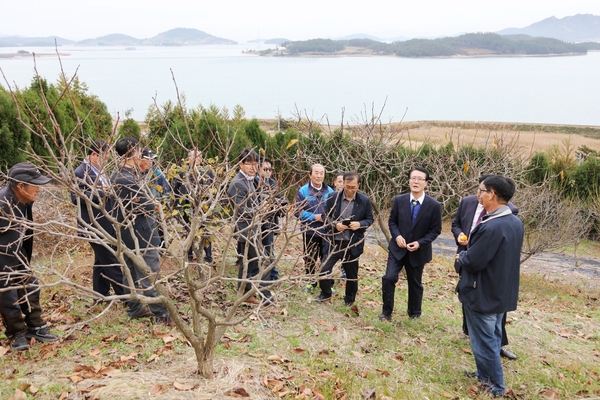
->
xmin=451 ymin=174 xmax=519 ymax=360
xmin=455 ymin=175 xmax=524 ymax=398
xmin=380 ymin=167 xmax=442 ymax=321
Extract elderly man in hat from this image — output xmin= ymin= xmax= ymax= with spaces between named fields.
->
xmin=0 ymin=162 xmax=59 ymax=351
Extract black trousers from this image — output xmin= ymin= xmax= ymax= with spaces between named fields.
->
xmin=319 ymin=240 xmax=359 ymax=303
xmin=90 ymin=242 xmax=125 ymax=297
xmin=303 ymin=232 xmax=325 ymax=277
xmin=236 ymin=240 xmax=272 ymax=300
xmin=381 ymin=253 xmax=424 ymax=318
xmin=463 ymin=306 xmax=509 ymax=346
xmin=0 ymin=268 xmax=46 ymax=336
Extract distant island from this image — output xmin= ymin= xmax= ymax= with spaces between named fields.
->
xmin=257 ymin=33 xmax=600 ymax=58
xmin=0 ymin=28 xmax=237 ymax=48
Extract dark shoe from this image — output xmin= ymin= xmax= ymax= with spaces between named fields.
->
xmin=378 ymin=313 xmax=391 ymax=322
xmin=409 ymin=314 xmax=421 ymax=320
xmin=500 ymin=347 xmax=517 ymax=360
xmin=312 ymin=293 xmax=332 ymax=303
xmin=26 ymin=325 xmax=58 ymax=343
xmin=131 ymin=308 xmax=154 ymax=319
xmin=155 ymin=315 xmax=175 ymax=327
xmin=9 ymin=331 xmax=29 ymax=351
xmin=344 ymin=300 xmax=354 ymax=307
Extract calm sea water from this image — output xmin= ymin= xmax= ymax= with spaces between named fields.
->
xmin=1 ymin=44 xmax=599 ymax=126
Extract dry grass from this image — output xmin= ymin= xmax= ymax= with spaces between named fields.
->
xmin=257 ymin=119 xmax=600 ymax=155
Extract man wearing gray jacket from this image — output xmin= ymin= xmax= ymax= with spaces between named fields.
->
xmin=227 ymin=148 xmax=272 ymax=305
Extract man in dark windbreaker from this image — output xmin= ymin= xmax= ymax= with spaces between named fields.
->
xmin=455 ymin=175 xmax=524 ymax=398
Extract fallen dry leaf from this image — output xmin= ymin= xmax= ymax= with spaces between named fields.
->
xmin=318 ymin=349 xmax=330 ymax=357
xmin=150 ymin=384 xmax=165 ymax=395
xmin=224 ymin=387 xmax=250 ymax=397
xmin=0 ymin=347 xmax=9 ymax=357
xmin=376 ymin=368 xmax=390 ymax=377
xmin=248 ymin=353 xmax=264 ymax=358
xmin=352 ymin=351 xmax=365 ymax=358
xmin=173 ymin=381 xmax=194 ymax=391
xmin=394 ymin=353 xmax=404 ymax=362
xmin=462 ymin=348 xmax=473 ymax=354
xmin=315 ymin=321 xmax=329 ymax=326
xmin=540 ymin=388 xmax=561 ymax=398
xmin=293 ymin=348 xmax=305 ymax=354
xmin=553 ymin=318 xmax=563 ymax=325
xmin=11 ymin=388 xmax=27 ymax=400
xmin=467 ymin=385 xmax=479 ymax=397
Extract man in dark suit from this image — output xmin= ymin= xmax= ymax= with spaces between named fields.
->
xmin=452 ymin=174 xmax=519 ymax=360
xmin=380 ymin=167 xmax=442 ymax=321
xmin=227 ymin=148 xmax=273 ymax=306
xmin=72 ymin=140 xmax=126 ymax=298
xmin=313 ymin=172 xmax=374 ymax=306
xmin=111 ymin=138 xmax=172 ymax=325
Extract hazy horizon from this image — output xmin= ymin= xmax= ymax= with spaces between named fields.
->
xmin=3 ymin=1 xmax=600 ymax=43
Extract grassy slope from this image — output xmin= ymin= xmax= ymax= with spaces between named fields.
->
xmin=0 ymin=239 xmax=598 ymax=399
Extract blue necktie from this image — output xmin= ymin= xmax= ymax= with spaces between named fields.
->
xmin=411 ymin=199 xmax=421 ymax=225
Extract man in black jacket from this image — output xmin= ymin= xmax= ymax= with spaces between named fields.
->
xmin=380 ymin=167 xmax=442 ymax=321
xmin=72 ymin=140 xmax=125 ymax=297
xmin=0 ymin=163 xmax=58 ymax=351
xmin=451 ymin=174 xmax=519 ymax=360
xmin=111 ymin=138 xmax=172 ymax=325
xmin=455 ymin=175 xmax=524 ymax=398
xmin=313 ymin=172 xmax=373 ymax=306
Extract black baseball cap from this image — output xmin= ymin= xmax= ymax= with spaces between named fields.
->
xmin=8 ymin=162 xmax=52 ymax=185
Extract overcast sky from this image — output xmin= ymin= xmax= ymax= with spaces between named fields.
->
xmin=3 ymin=1 xmax=600 ymax=42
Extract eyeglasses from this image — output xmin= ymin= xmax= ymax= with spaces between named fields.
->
xmin=477 ymin=188 xmax=491 ymax=194
xmin=243 ymin=162 xmax=258 ymax=167
xmin=409 ymin=177 xmax=427 ymax=182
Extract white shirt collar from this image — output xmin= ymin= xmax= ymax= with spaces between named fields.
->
xmin=410 ymin=193 xmax=425 ymax=204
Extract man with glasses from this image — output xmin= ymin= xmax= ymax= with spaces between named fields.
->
xmin=294 ymin=164 xmax=334 ymax=291
xmin=452 ymin=174 xmax=519 ymax=360
xmin=228 ymin=148 xmax=273 ymax=305
xmin=455 ymin=175 xmax=524 ymax=398
xmin=313 ymin=172 xmax=373 ymax=306
xmin=256 ymin=157 xmax=280 ymax=281
xmin=379 ymin=167 xmax=442 ymax=321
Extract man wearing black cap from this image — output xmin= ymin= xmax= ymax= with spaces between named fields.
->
xmin=0 ymin=162 xmax=58 ymax=351
xmin=72 ymin=140 xmax=126 ymax=298
xmin=111 ymin=138 xmax=173 ymax=326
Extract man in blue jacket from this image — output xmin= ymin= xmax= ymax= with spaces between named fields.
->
xmin=294 ymin=164 xmax=334 ymax=291
xmin=313 ymin=172 xmax=373 ymax=306
xmin=455 ymin=175 xmax=524 ymax=398
xmin=380 ymin=167 xmax=442 ymax=321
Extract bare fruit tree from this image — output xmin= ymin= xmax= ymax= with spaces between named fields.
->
xmin=3 ymin=70 xmax=301 ymax=378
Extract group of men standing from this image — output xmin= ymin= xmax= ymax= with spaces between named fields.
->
xmin=1 ymin=143 xmax=524 ymax=397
